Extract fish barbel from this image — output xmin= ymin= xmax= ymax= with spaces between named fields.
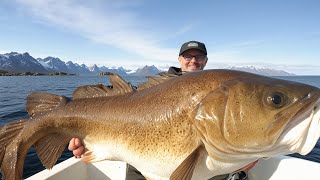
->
xmin=0 ymin=69 xmax=320 ymax=180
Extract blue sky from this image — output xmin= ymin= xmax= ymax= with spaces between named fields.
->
xmin=0 ymin=0 xmax=319 ymax=75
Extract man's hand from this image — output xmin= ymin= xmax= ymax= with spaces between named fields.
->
xmin=68 ymin=138 xmax=85 ymax=158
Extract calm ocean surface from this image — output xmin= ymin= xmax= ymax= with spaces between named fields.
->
xmin=0 ymin=74 xmax=319 ymax=178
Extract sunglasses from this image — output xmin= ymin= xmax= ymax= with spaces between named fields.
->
xmin=181 ymin=54 xmax=207 ymax=61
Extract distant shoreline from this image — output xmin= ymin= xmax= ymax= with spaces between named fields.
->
xmin=0 ymin=71 xmax=77 ymax=76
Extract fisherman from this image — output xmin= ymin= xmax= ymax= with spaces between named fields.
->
xmin=68 ymin=41 xmax=250 ymax=180
xmin=168 ymin=40 xmax=208 ymax=75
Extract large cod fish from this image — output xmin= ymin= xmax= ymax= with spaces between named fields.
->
xmin=1 ymin=69 xmax=320 ymax=180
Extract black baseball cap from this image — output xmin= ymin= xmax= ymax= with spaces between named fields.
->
xmin=179 ymin=41 xmax=207 ymax=55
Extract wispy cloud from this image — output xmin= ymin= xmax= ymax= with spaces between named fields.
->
xmin=229 ymin=40 xmax=266 ymax=48
xmin=8 ymin=1 xmax=320 ymax=75
xmin=15 ymin=0 xmax=177 ymax=62
xmin=214 ymin=40 xmax=266 ymax=50
xmin=175 ymin=24 xmax=194 ymax=35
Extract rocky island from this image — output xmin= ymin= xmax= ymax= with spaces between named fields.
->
xmin=0 ymin=70 xmax=77 ymax=76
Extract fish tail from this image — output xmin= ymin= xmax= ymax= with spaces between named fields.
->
xmin=0 ymin=120 xmax=27 ymax=163
xmin=0 ymin=119 xmax=27 ymax=179
xmin=1 ymin=93 xmax=71 ymax=179
xmin=0 ymin=120 xmax=72 ymax=179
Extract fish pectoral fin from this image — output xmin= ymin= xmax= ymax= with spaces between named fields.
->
xmin=192 ymin=86 xmax=228 ymax=123
xmin=34 ymin=133 xmax=71 ymax=169
xmin=26 ymin=92 xmax=68 ymax=116
xmin=170 ymin=146 xmax=203 ymax=180
xmin=81 ymin=150 xmax=108 ymax=163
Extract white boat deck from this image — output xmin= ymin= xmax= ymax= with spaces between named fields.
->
xmin=26 ymin=158 xmax=127 ymax=180
xmin=248 ymin=155 xmax=320 ymax=180
xmin=26 ymin=155 xmax=320 ymax=180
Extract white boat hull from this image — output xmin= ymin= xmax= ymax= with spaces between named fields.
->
xmin=248 ymin=155 xmax=320 ymax=180
xmin=26 ymin=155 xmax=320 ymax=180
xmin=26 ymin=158 xmax=127 ymax=180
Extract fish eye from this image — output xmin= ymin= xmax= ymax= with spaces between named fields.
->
xmin=271 ymin=94 xmax=282 ymax=104
xmin=267 ymin=92 xmax=286 ymax=108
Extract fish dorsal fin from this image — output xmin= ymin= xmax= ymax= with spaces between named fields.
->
xmin=170 ymin=146 xmax=202 ymax=180
xmin=73 ymin=72 xmax=135 ymax=99
xmin=137 ymin=72 xmax=178 ymax=91
xmin=34 ymin=133 xmax=71 ymax=169
xmin=108 ymin=72 xmax=135 ymax=94
xmin=72 ymin=84 xmax=113 ymax=99
xmin=26 ymin=92 xmax=68 ymax=117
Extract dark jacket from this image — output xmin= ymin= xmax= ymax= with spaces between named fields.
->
xmin=167 ymin=66 xmax=183 ymax=76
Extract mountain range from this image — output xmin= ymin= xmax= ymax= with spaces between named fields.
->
xmin=0 ymin=52 xmax=295 ymax=76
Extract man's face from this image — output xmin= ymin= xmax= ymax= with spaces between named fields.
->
xmin=178 ymin=49 xmax=208 ymax=72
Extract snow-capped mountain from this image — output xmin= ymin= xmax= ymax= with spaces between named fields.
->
xmin=0 ymin=52 xmax=296 ymax=76
xmin=131 ymin=65 xmax=161 ymax=76
xmin=99 ymin=66 xmax=128 ymax=75
xmin=0 ymin=52 xmax=133 ymax=75
xmin=66 ymin=61 xmax=90 ymax=74
xmin=88 ymin=64 xmax=102 ymax=73
xmin=38 ymin=57 xmax=70 ymax=73
xmin=80 ymin=64 xmax=89 ymax=70
xmin=228 ymin=66 xmax=295 ymax=76
xmin=0 ymin=52 xmax=48 ymax=73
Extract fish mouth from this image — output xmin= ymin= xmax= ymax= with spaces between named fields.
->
xmin=291 ymin=92 xmax=320 ymax=121
xmin=296 ymin=97 xmax=320 ymax=155
xmin=275 ymin=91 xmax=320 ymax=155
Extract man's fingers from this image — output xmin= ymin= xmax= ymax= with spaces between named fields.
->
xmin=74 ymin=138 xmax=82 ymax=146
xmin=68 ymin=138 xmax=76 ymax=151
xmin=68 ymin=137 xmax=85 ymax=157
xmin=73 ymin=145 xmax=85 ymax=157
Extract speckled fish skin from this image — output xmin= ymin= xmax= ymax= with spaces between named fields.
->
xmin=0 ymin=69 xmax=320 ymax=180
